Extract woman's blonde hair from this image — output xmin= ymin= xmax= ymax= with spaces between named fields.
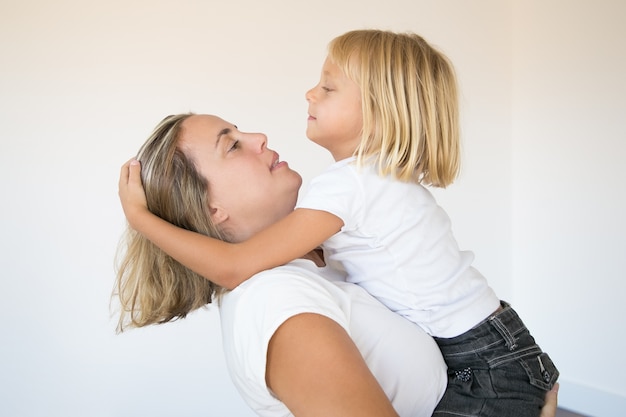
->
xmin=328 ymin=29 xmax=460 ymax=187
xmin=114 ymin=113 xmax=225 ymax=332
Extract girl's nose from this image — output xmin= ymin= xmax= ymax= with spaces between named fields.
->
xmin=305 ymin=86 xmax=315 ymax=102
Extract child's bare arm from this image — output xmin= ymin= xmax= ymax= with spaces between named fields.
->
xmin=118 ymin=159 xmax=343 ymax=289
xmin=230 ymin=208 xmax=343 ymax=284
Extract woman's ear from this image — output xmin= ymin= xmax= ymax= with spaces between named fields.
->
xmin=209 ymin=205 xmax=229 ymax=226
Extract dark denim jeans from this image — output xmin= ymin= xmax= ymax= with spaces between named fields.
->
xmin=432 ymin=301 xmax=559 ymax=417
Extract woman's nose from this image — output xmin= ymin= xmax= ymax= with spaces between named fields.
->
xmin=251 ymin=132 xmax=267 ymax=153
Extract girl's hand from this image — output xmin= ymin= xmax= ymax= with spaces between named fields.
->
xmin=118 ymin=159 xmax=149 ymax=230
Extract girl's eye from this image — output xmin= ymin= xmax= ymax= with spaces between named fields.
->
xmin=322 ymin=86 xmax=332 ymax=92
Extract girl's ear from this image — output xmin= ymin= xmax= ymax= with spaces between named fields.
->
xmin=209 ymin=205 xmax=229 ymax=226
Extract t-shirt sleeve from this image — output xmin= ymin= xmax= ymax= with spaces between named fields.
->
xmin=220 ymin=269 xmax=350 ymax=415
xmin=296 ymin=165 xmax=363 ymax=231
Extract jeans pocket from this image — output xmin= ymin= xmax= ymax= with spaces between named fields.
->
xmin=519 ymin=352 xmax=559 ymax=391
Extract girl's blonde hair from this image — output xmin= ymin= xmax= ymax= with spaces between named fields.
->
xmin=114 ymin=113 xmax=225 ymax=332
xmin=328 ymin=29 xmax=460 ymax=187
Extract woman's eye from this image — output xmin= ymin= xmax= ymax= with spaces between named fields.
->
xmin=322 ymin=86 xmax=332 ymax=92
xmin=228 ymin=140 xmax=240 ymax=152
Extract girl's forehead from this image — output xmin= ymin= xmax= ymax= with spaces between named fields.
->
xmin=322 ymin=58 xmax=345 ymax=78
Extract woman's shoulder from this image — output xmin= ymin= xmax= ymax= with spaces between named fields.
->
xmin=218 ymin=261 xmax=354 ymax=415
xmin=220 ymin=261 xmax=351 ymax=330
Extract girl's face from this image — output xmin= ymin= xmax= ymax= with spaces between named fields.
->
xmin=179 ymin=115 xmax=302 ymax=242
xmin=305 ymin=57 xmax=363 ymax=161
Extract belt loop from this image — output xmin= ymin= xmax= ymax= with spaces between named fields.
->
xmin=489 ymin=314 xmax=518 ymax=351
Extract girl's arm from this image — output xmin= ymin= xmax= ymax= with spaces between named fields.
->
xmin=119 ymin=160 xmax=343 ymax=290
xmin=266 ymin=313 xmax=400 ymax=417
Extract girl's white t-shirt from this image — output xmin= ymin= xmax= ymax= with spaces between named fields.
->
xmin=220 ymin=259 xmax=447 ymax=417
xmin=297 ymin=158 xmax=500 ymax=337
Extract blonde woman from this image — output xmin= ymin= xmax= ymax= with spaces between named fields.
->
xmin=117 ymin=113 xmax=448 ymax=417
xmin=120 ymin=29 xmax=559 ymax=417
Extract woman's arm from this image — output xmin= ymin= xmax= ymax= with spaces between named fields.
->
xmin=264 ymin=311 xmax=559 ymax=417
xmin=265 ymin=314 xmax=559 ymax=417
xmin=119 ymin=160 xmax=343 ymax=289
xmin=265 ymin=313 xmax=399 ymax=417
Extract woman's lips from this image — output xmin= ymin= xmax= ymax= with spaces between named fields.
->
xmin=270 ymin=152 xmax=287 ymax=171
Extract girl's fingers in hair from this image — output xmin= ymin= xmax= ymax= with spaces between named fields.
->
xmin=127 ymin=159 xmax=143 ymax=186
xmin=119 ymin=159 xmax=133 ymax=189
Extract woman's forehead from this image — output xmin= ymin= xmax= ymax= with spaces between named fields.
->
xmin=180 ymin=114 xmax=235 ymax=147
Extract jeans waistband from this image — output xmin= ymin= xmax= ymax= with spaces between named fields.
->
xmin=434 ymin=300 xmax=528 ymax=352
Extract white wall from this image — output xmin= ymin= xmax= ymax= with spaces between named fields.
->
xmin=0 ymin=1 xmax=623 ymax=416
xmin=510 ymin=2 xmax=626 ymax=416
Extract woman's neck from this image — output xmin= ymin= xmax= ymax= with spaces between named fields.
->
xmin=300 ymin=247 xmax=326 ymax=267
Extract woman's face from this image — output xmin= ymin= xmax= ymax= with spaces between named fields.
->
xmin=178 ymin=114 xmax=302 ymax=242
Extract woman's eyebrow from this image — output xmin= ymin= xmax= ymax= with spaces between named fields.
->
xmin=215 ymin=127 xmax=232 ymax=148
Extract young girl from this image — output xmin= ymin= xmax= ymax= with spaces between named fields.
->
xmin=121 ymin=30 xmax=559 ymax=416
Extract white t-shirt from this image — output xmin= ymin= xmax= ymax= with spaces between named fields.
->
xmin=220 ymin=259 xmax=447 ymax=417
xmin=297 ymin=157 xmax=500 ymax=337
